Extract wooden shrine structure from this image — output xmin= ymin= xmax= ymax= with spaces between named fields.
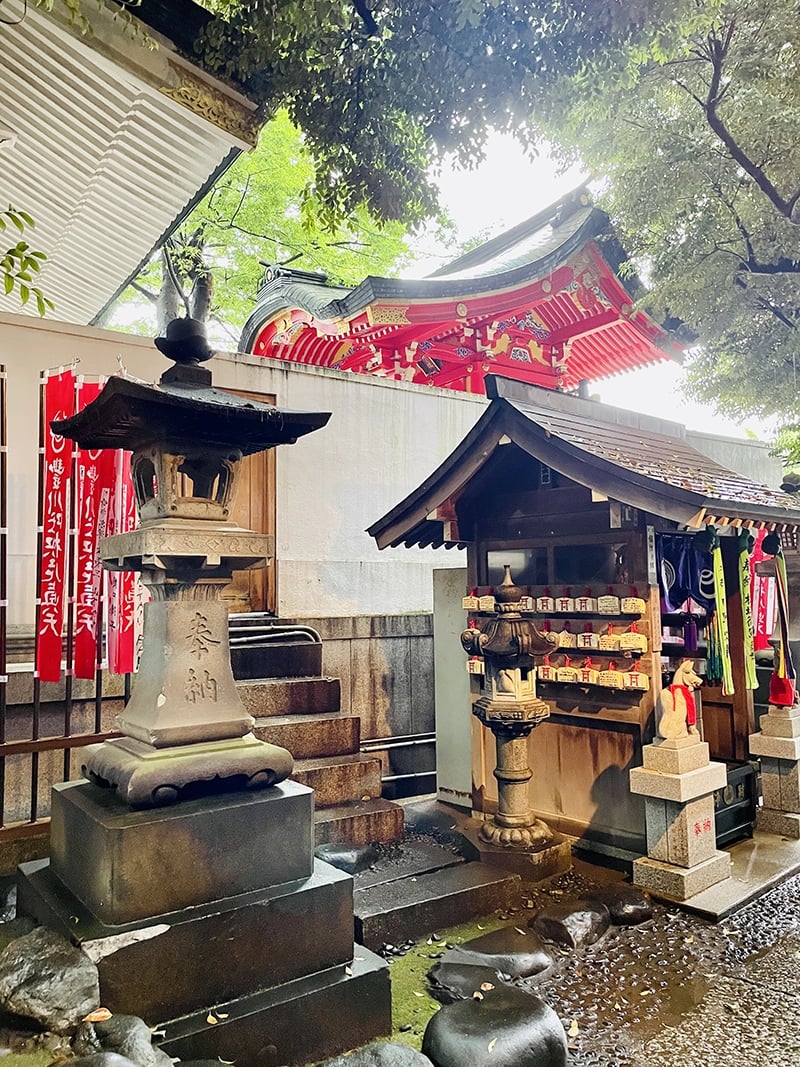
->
xmin=368 ymin=377 xmax=800 ymax=860
xmin=238 ymin=189 xmax=683 ymax=394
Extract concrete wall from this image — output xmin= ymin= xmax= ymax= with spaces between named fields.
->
xmin=0 ymin=313 xmax=484 ymax=627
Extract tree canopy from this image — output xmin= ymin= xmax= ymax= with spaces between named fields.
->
xmin=530 ymin=0 xmax=800 ymax=446
xmin=108 ymin=110 xmax=414 ymax=337
xmin=196 ymin=0 xmax=677 ymax=227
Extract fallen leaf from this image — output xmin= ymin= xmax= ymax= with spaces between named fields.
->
xmin=614 ymin=1002 xmax=621 ymax=1010
xmin=361 ymin=795 xmax=371 ymax=801
xmin=640 ymin=990 xmax=651 ymax=997
xmin=568 ymin=1020 xmax=579 ymax=1038
xmin=488 ymin=1038 xmax=497 ymax=1052
xmin=473 ymin=991 xmax=484 ymax=1001
xmin=207 ymin=1014 xmax=218 ymax=1025
xmin=345 ymin=967 xmax=353 ymax=976
xmin=684 ymin=936 xmax=694 ymax=944
xmin=82 ymin=1008 xmax=113 ymax=1023
xmin=514 ymin=928 xmax=526 ymax=936
xmin=477 ymin=925 xmax=485 ymax=930
xmin=217 ymin=1012 xmax=229 ymax=1020
xmin=480 ymin=982 xmax=495 ymax=991
xmin=413 ymin=991 xmax=425 ymax=998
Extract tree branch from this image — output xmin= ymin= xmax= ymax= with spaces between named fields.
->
xmin=130 ymin=280 xmax=158 ymax=304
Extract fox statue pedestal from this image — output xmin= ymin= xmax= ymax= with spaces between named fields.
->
xmin=16 ymin=320 xmax=391 ymax=1066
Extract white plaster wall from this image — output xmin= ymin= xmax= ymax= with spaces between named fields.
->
xmin=0 ymin=313 xmax=484 ymax=625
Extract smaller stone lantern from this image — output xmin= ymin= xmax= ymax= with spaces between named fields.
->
xmin=461 ymin=566 xmax=560 ymax=851
xmin=52 ymin=319 xmax=330 ymax=807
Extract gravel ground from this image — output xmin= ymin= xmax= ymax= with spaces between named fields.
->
xmin=386 ymin=858 xmax=800 ymax=1067
xmin=524 ymin=866 xmax=800 ymax=1066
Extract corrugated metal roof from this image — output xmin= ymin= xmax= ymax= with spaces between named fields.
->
xmin=0 ymin=5 xmax=255 ymax=325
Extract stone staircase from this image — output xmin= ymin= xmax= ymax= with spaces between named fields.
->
xmin=231 ymin=617 xmax=404 ymax=846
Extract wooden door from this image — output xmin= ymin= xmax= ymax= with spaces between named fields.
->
xmin=220 ymin=391 xmax=277 ymax=614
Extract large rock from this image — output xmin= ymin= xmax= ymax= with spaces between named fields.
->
xmin=427 ymin=961 xmax=507 ymax=1005
xmin=450 ymin=926 xmax=554 ymax=979
xmin=584 ymin=884 xmax=653 ymax=926
xmin=422 ymin=984 xmax=567 ymax=1067
xmin=74 ymin=1014 xmax=173 ymax=1067
xmin=0 ymin=927 xmax=99 ymax=1034
xmin=531 ymin=900 xmax=610 ymax=950
xmin=315 ymin=842 xmax=380 ymax=875
xmin=318 ymin=1042 xmax=434 ymax=1066
xmin=69 ymin=1055 xmax=140 ymax=1067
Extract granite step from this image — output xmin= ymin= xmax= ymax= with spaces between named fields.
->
xmin=353 ymin=861 xmax=521 ymax=950
xmin=253 ymin=712 xmax=360 ymax=759
xmin=352 ymin=839 xmax=465 ymax=890
xmin=229 ymin=637 xmax=323 ymax=680
xmin=314 ymin=798 xmax=405 ymax=848
xmin=292 ymin=754 xmax=383 ymax=807
xmin=237 ymin=676 xmax=341 ymax=717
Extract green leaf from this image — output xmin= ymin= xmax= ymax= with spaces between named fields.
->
xmin=19 ymin=284 xmax=29 ymax=305
xmin=3 ymin=274 xmax=12 ymax=295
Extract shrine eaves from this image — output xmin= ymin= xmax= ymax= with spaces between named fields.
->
xmin=238 ymin=188 xmax=683 ymax=395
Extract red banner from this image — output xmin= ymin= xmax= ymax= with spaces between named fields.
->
xmin=751 ymin=529 xmax=776 ymax=652
xmin=107 ymin=449 xmax=137 ymax=675
xmin=36 ymin=371 xmax=75 ymax=682
xmin=74 ymin=380 xmax=115 ymax=679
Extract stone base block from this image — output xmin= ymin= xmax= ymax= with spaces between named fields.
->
xmin=756 ymin=808 xmax=800 ymax=839
xmin=642 ymin=740 xmax=710 ymax=775
xmin=459 ymin=822 xmax=573 ymax=881
xmin=760 ymin=713 xmax=800 ymax=738
xmin=630 ymin=760 xmax=727 ymax=802
xmin=83 ymin=733 xmax=293 ymax=809
xmin=645 ymin=794 xmax=717 ymax=868
xmin=749 ymin=732 xmax=800 ymax=760
xmin=158 ymin=946 xmax=391 ymax=1067
xmin=17 ymin=857 xmax=353 ymax=1022
xmin=633 ymin=850 xmax=731 ymax=901
xmin=759 ymin=756 xmax=800 ymax=814
xmin=49 ymin=779 xmax=314 ymax=925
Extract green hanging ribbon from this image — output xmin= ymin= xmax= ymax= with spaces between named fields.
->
xmin=711 ymin=531 xmax=735 ymax=696
xmin=738 ymin=530 xmax=757 ymax=690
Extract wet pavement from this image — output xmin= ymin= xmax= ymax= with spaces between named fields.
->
xmin=386 ymin=857 xmax=800 ymax=1066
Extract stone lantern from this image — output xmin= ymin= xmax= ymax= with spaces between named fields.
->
xmin=461 ymin=566 xmax=569 ymax=872
xmin=52 ymin=319 xmax=330 ymax=807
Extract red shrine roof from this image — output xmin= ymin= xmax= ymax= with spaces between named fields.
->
xmin=238 ymin=188 xmax=683 ymax=395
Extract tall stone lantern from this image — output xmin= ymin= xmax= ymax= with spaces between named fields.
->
xmin=461 ymin=567 xmax=571 ymax=875
xmin=52 ymin=319 xmax=330 ymax=807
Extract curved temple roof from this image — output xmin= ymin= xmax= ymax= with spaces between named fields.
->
xmin=239 ymin=189 xmax=683 ymax=395
xmin=368 ymin=377 xmax=800 ymax=549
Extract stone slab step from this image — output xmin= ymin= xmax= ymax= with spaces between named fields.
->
xmin=237 ymin=676 xmax=341 ymax=717
xmin=314 ymin=798 xmax=405 ymax=848
xmin=230 ymin=638 xmax=323 ymax=680
xmin=352 ymin=839 xmax=465 ymax=890
xmin=292 ymin=754 xmax=383 ymax=807
xmin=353 ymin=862 xmax=521 ymax=950
xmin=253 ymin=713 xmax=360 ymax=759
